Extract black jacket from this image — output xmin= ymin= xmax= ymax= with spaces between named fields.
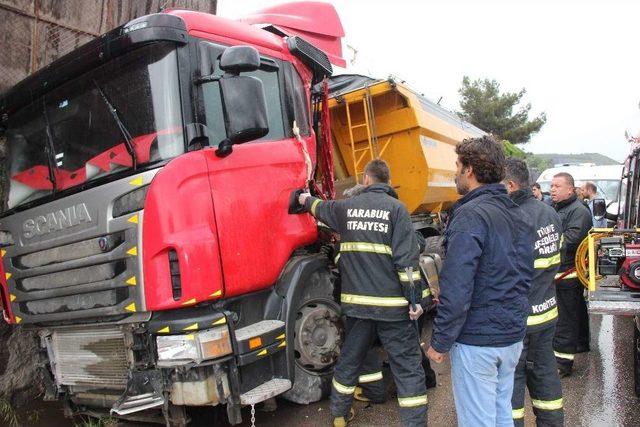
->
xmin=554 ymin=195 xmax=592 ymax=273
xmin=304 ymin=184 xmax=426 ymax=321
xmin=431 ymin=184 xmax=533 ymax=352
xmin=511 ymin=188 xmax=563 ymax=332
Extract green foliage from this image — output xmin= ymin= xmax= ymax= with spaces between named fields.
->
xmin=459 ymin=76 xmax=546 ymax=144
xmin=503 ymin=140 xmax=526 ymax=158
xmin=0 ymin=399 xmax=19 ymax=427
xmin=524 ymin=153 xmax=552 ymax=172
xmin=502 ymin=140 xmax=552 ymax=178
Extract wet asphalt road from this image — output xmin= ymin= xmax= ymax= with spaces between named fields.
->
xmin=32 ymin=313 xmax=640 ymax=427
xmin=229 ymin=313 xmax=640 ymax=427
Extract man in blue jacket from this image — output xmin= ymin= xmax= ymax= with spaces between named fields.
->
xmin=427 ymin=136 xmax=534 ymax=427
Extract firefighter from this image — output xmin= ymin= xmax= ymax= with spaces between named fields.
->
xmin=298 ymin=159 xmax=428 ymax=427
xmin=504 ymin=159 xmax=564 ymax=426
xmin=340 ymin=185 xmax=437 ymax=405
xmin=549 ymin=172 xmax=593 ymax=376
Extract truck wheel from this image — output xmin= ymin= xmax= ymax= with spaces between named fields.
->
xmin=424 ymin=235 xmax=444 ymax=257
xmin=634 ymin=319 xmax=640 ymax=398
xmin=282 ymin=269 xmax=343 ymax=404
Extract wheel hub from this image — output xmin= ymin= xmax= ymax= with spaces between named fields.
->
xmin=295 ymin=302 xmax=342 ymax=371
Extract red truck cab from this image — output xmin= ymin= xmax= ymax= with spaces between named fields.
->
xmin=0 ymin=4 xmax=345 ymax=425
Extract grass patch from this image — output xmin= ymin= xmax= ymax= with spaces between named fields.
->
xmin=0 ymin=398 xmax=19 ymax=427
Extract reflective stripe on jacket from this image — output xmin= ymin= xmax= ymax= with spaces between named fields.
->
xmin=511 ymin=188 xmax=562 ymax=331
xmin=304 ymin=184 xmax=426 ymax=321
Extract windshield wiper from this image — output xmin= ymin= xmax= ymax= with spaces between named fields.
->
xmin=92 ymin=80 xmax=138 ymax=169
xmin=42 ymin=98 xmax=58 ymax=191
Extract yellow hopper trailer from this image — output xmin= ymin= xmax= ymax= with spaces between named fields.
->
xmin=328 ymin=75 xmax=485 ymax=235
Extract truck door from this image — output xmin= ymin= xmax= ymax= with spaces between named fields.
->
xmin=198 ymin=45 xmax=317 ymax=298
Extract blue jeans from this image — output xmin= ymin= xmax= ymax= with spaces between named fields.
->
xmin=450 ymin=341 xmax=523 ymax=427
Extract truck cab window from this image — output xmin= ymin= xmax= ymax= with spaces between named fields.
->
xmin=283 ymin=63 xmax=310 ymax=136
xmin=200 ymin=43 xmax=285 ymax=146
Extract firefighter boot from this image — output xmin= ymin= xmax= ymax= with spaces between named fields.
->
xmin=333 ymin=408 xmax=355 ymax=427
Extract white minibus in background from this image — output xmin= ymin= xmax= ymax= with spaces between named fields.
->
xmin=536 ymin=163 xmax=624 ymax=205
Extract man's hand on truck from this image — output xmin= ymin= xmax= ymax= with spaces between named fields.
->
xmin=298 ymin=192 xmax=311 ymax=206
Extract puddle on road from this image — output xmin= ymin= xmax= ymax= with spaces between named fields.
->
xmin=574 ymin=314 xmax=640 ymax=427
xmin=595 ymin=314 xmax=622 ymax=426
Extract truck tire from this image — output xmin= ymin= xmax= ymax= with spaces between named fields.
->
xmin=282 ymin=268 xmax=343 ymax=405
xmin=424 ymin=235 xmax=445 ymax=258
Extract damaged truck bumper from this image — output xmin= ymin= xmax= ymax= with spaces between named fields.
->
xmin=38 ymin=306 xmax=291 ymax=424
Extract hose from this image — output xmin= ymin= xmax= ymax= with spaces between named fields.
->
xmin=575 ymin=232 xmax=610 ymax=289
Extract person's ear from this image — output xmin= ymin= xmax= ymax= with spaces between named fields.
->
xmin=465 ymin=165 xmax=474 ymax=178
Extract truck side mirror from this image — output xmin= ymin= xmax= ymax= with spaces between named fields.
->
xmin=216 ymin=75 xmax=269 ymax=157
xmin=593 ymin=198 xmax=606 ymax=219
xmin=606 ymin=201 xmax=620 ymax=222
xmin=205 ymin=45 xmax=269 ymax=157
xmin=219 ymin=46 xmax=260 ymax=74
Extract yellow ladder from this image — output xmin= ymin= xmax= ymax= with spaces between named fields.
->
xmin=344 ymin=90 xmax=378 ymax=182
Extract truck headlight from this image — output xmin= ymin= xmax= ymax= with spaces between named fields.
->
xmin=156 ymin=326 xmax=232 ymax=366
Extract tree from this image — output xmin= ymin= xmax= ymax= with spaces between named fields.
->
xmin=458 ymin=76 xmax=546 ymax=145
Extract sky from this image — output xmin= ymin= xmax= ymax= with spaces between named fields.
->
xmin=218 ymin=0 xmax=640 ymax=162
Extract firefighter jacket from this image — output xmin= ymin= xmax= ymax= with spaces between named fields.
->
xmin=303 ymin=183 xmax=427 ymax=321
xmin=510 ymin=188 xmax=563 ymax=332
xmin=554 ymin=195 xmax=592 ymax=274
xmin=430 ymin=184 xmax=533 ymax=353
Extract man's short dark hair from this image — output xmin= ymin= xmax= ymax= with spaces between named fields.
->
xmin=504 ymin=158 xmax=530 ymax=189
xmin=455 ymin=135 xmax=506 ymax=184
xmin=553 ymin=172 xmax=575 ymax=187
xmin=364 ymin=159 xmax=390 ymax=184
xmin=584 ymin=181 xmax=597 ymax=194
xmin=532 ymin=182 xmax=541 ymax=190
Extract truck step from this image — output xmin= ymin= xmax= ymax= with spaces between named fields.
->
xmin=240 ymin=378 xmax=292 ymax=405
xmin=235 ymin=320 xmax=284 ymax=341
xmin=235 ymin=320 xmax=286 ymax=355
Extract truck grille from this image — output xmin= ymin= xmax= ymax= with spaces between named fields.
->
xmin=6 ymin=230 xmax=141 ymax=322
xmin=15 ymin=233 xmax=124 ymax=269
xmin=50 ymin=326 xmax=130 ymax=389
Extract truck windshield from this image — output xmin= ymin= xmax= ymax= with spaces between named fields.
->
xmin=3 ymin=42 xmax=184 ymax=211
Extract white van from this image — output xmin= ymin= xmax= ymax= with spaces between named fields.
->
xmin=536 ymin=164 xmax=624 ymax=204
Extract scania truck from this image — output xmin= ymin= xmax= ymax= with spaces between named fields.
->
xmin=0 ymin=4 xmax=348 ymax=425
